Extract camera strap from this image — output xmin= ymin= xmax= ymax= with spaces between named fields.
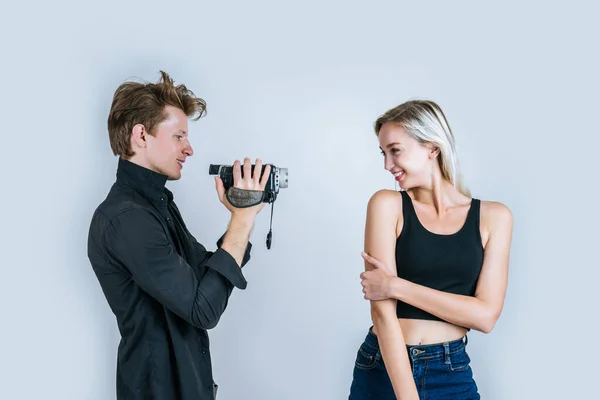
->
xmin=225 ymin=187 xmax=265 ymax=208
xmin=225 ymin=187 xmax=276 ymax=250
xmin=266 ymin=201 xmax=274 ymax=249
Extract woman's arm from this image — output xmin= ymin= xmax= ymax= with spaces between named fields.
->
xmin=363 ymin=201 xmax=514 ymax=333
xmin=360 ymin=190 xmax=419 ymax=400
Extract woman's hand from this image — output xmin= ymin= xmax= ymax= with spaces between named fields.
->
xmin=360 ymin=252 xmax=396 ymax=301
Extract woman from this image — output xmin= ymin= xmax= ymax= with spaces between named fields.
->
xmin=349 ymin=100 xmax=513 ymax=399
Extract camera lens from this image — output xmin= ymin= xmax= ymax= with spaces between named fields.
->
xmin=278 ymin=168 xmax=288 ymax=188
xmin=208 ymin=164 xmax=221 ymax=175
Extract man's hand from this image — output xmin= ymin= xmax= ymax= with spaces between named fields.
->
xmin=360 ymin=251 xmax=396 ymax=301
xmin=216 ymin=157 xmax=271 ymax=267
xmin=215 ymin=157 xmax=271 ymax=216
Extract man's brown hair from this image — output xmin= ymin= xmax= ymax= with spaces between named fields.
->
xmin=107 ymin=71 xmax=207 ymax=158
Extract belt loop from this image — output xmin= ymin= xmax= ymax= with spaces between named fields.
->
xmin=443 ymin=342 xmax=450 ymax=365
xmin=464 ymin=334 xmax=469 ymax=346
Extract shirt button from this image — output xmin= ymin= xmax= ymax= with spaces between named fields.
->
xmin=160 ymin=196 xmax=165 ymax=201
xmin=166 ymin=217 xmax=171 ymax=222
xmin=202 ymin=350 xmax=206 ymax=354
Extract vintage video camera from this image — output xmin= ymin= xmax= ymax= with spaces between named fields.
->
xmin=208 ymin=163 xmax=288 ymax=249
xmin=208 ymin=164 xmax=288 ymax=203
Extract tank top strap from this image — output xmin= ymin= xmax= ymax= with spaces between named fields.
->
xmin=399 ymin=190 xmax=417 ymax=225
xmin=465 ymin=198 xmax=481 ymax=233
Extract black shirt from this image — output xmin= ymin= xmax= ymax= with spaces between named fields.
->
xmin=87 ymin=158 xmax=251 ymax=400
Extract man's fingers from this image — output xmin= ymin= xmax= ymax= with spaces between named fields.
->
xmin=233 ymin=160 xmax=242 ymax=184
xmin=253 ymin=158 xmax=263 ymax=186
xmin=260 ymin=165 xmax=271 ymax=188
xmin=243 ymin=157 xmax=251 ymax=182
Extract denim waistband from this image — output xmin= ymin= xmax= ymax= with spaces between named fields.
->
xmin=365 ymin=326 xmax=467 ymax=361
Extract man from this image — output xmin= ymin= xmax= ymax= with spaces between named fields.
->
xmin=87 ymin=71 xmax=270 ymax=399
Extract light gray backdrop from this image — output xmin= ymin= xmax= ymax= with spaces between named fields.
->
xmin=1 ymin=1 xmax=598 ymax=399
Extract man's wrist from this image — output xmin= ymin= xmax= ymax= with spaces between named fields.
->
xmin=222 ymin=212 xmax=255 ymax=248
xmin=229 ymin=211 xmax=256 ymax=231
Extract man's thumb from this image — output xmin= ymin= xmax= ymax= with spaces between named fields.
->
xmin=215 ymin=176 xmax=225 ymax=199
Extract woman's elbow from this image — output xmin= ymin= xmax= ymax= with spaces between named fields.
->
xmin=477 ymin=309 xmax=501 ymax=334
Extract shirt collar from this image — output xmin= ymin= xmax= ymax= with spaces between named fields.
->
xmin=116 ymin=157 xmax=173 ymax=202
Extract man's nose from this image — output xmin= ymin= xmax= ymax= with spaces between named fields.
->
xmin=184 ymin=142 xmax=194 ymax=157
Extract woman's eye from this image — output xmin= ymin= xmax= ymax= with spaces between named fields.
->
xmin=381 ymin=148 xmax=400 ymax=156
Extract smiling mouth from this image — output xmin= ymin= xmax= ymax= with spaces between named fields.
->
xmin=393 ymin=170 xmax=404 ymax=181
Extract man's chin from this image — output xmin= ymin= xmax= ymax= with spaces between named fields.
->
xmin=161 ymin=168 xmax=181 ymax=181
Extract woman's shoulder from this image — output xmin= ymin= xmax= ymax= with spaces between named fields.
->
xmin=367 ymin=189 xmax=403 ymax=214
xmin=368 ymin=189 xmax=403 ymax=205
xmin=478 ymin=199 xmax=514 ymax=230
xmin=365 ymin=190 xmax=404 ymax=236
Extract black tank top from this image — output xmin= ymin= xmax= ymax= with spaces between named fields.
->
xmin=395 ymin=190 xmax=484 ymax=323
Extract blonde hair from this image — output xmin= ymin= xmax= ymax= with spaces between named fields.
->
xmin=374 ymin=99 xmax=470 ymax=197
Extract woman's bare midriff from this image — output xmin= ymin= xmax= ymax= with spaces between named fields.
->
xmin=373 ymin=319 xmax=467 ymax=346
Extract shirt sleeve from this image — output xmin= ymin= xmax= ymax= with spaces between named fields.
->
xmin=104 ymin=209 xmax=246 ymax=329
xmin=216 ymin=233 xmax=252 ymax=267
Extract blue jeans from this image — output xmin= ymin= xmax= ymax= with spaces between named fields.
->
xmin=349 ymin=327 xmax=480 ymax=399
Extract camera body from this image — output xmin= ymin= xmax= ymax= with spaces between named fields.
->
xmin=208 ymin=164 xmax=288 ymax=203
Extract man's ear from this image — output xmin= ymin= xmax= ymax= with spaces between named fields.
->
xmin=131 ymin=124 xmax=147 ymax=149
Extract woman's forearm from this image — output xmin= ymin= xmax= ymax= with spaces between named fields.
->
xmin=390 ymin=278 xmax=497 ymax=333
xmin=371 ymin=300 xmax=419 ymax=400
